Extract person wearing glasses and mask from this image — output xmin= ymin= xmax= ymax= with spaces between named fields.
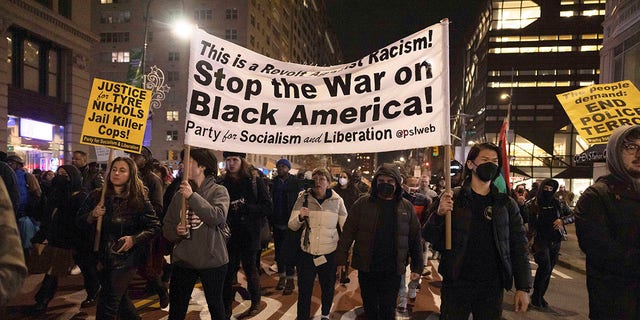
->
xmin=423 ymin=142 xmax=531 ymax=319
xmin=575 ymin=125 xmax=640 ymax=319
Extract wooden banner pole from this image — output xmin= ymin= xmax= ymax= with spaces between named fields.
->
xmin=180 ymin=145 xmax=191 ymax=227
xmin=444 ymin=145 xmax=452 ymax=250
xmin=94 ymin=149 xmax=114 ymax=252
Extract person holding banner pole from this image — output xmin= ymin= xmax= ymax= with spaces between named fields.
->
xmin=422 ymin=143 xmax=530 ymax=319
xmin=79 ymin=157 xmax=160 ymax=320
xmin=163 ymin=147 xmax=230 ymax=320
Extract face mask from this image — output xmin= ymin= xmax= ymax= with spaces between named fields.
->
xmin=541 ymin=190 xmax=555 ymax=200
xmin=338 ymin=178 xmax=348 ymax=186
xmin=377 ymin=183 xmax=395 ymax=197
xmin=473 ymin=162 xmax=498 ymax=182
xmin=52 ymin=175 xmax=70 ymax=189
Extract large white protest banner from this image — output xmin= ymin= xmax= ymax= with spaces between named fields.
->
xmin=185 ymin=20 xmax=450 ymax=154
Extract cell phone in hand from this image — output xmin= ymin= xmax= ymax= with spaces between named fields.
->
xmin=111 ymin=239 xmax=125 ymax=252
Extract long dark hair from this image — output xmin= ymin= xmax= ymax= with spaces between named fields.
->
xmin=462 ymin=142 xmax=502 ymax=186
xmin=105 ymin=157 xmax=147 ymax=210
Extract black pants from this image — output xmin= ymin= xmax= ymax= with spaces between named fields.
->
xmin=73 ymin=250 xmax=100 ymax=298
xmin=169 ymin=264 xmax=227 ymax=320
xmin=223 ymin=244 xmax=261 ymax=316
xmin=273 ymin=228 xmax=295 ymax=276
xmin=358 ymin=271 xmax=401 ymax=320
xmin=297 ymin=251 xmax=336 ymax=319
xmin=440 ymin=280 xmax=503 ymax=320
xmin=96 ymin=266 xmax=137 ymax=320
xmin=533 ymin=241 xmax=561 ymax=302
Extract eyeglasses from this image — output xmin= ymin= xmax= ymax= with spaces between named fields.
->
xmin=622 ymin=142 xmax=640 ymax=156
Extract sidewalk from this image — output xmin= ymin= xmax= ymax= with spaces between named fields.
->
xmin=556 ymin=223 xmax=586 ymax=275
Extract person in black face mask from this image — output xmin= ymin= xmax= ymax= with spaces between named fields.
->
xmin=26 ymin=165 xmax=93 ymax=315
xmin=423 ymin=142 xmax=531 ymax=319
xmin=523 ymin=178 xmax=574 ymax=309
xmin=336 ymin=164 xmax=423 ymax=320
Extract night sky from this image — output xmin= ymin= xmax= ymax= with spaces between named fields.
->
xmin=325 ymin=0 xmax=483 ymax=165
xmin=325 ymin=0 xmax=483 ymax=62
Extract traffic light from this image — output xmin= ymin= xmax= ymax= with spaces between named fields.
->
xmin=432 ymin=146 xmax=439 ymax=157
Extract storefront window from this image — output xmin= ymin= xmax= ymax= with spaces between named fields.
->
xmin=7 ymin=116 xmax=65 ymax=172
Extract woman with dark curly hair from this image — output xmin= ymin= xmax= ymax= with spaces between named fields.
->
xmin=79 ymin=157 xmax=160 ymax=320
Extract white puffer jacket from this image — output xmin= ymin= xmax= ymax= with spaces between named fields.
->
xmin=288 ymin=189 xmax=348 ymax=256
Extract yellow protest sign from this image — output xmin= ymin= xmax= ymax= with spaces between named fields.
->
xmin=556 ymin=80 xmax=640 ymax=144
xmin=80 ymin=78 xmax=151 ymax=153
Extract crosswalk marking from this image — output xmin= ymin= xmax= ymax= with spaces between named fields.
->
xmin=529 ymin=260 xmax=573 ymax=279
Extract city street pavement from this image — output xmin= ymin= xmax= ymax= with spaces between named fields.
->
xmin=3 ymin=227 xmax=588 ymax=320
xmin=556 ymin=224 xmax=586 ymax=275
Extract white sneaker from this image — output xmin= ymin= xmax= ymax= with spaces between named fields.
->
xmin=70 ymin=265 xmax=81 ymax=275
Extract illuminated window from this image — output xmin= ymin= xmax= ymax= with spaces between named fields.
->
xmin=518 ymin=81 xmax=536 ymax=87
xmin=538 ymin=82 xmax=557 ymax=87
xmin=580 ymin=45 xmax=601 ymax=51
xmin=492 ymin=0 xmax=541 ymax=30
xmin=556 ymin=81 xmax=571 ymax=86
xmin=520 ymin=47 xmax=537 ymax=53
xmin=558 ymin=46 xmax=572 ymax=52
xmin=559 ymin=35 xmax=573 ymax=40
xmin=166 ymin=111 xmax=179 ymax=121
xmin=580 ymin=81 xmax=595 ymax=86
xmin=111 ymin=51 xmax=129 ymax=62
xmin=560 ymin=11 xmax=574 ymax=17
xmin=560 ymin=0 xmax=575 ymax=4
xmin=583 ymin=10 xmax=599 ymax=17
xmin=521 ymin=36 xmax=538 ymax=42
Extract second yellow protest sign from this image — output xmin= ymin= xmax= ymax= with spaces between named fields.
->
xmin=80 ymin=78 xmax=151 ymax=153
xmin=556 ymin=80 xmax=640 ymax=144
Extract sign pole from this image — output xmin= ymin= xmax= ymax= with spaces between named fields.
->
xmin=94 ymin=149 xmax=114 ymax=252
xmin=180 ymin=145 xmax=191 ymax=227
xmin=444 ymin=145 xmax=452 ymax=250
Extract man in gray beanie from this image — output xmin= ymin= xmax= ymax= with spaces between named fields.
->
xmin=575 ymin=125 xmax=640 ymax=319
xmin=336 ymin=163 xmax=423 ymax=319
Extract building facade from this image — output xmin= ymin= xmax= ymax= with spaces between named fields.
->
xmin=456 ymin=0 xmax=605 ymax=195
xmin=92 ymin=0 xmax=342 ymax=171
xmin=0 ymin=0 xmax=97 ymax=171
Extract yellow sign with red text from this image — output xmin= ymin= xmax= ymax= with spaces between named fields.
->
xmin=557 ymin=80 xmax=640 ymax=144
xmin=80 ymin=78 xmax=151 ymax=153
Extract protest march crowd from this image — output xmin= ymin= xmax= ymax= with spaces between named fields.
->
xmin=0 ymin=125 xmax=639 ymax=319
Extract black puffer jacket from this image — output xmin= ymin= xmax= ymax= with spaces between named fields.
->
xmin=335 ymin=195 xmax=423 ymax=275
xmin=423 ymin=185 xmax=531 ymax=291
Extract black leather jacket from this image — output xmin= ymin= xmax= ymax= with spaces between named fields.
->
xmin=423 ymin=185 xmax=531 ymax=291
xmin=78 ymin=190 xmax=160 ymax=269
